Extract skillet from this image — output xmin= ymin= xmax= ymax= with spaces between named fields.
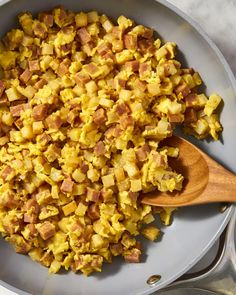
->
xmin=0 ymin=0 xmax=235 ymax=294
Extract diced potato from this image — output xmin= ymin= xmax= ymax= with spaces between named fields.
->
xmin=75 ymin=202 xmax=88 ymax=216
xmin=130 ymin=179 xmax=142 ymax=192
xmin=21 ymin=125 xmax=34 ymax=139
xmin=62 ymin=201 xmax=77 ymax=216
xmin=5 ymin=87 xmax=21 ymax=101
xmin=142 ymin=226 xmax=160 ymax=241
xmin=75 ymin=12 xmax=88 ymax=27
xmin=102 ymin=174 xmax=115 ymax=188
xmin=204 ymin=93 xmax=221 ymax=117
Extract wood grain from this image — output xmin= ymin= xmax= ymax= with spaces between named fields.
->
xmin=141 ymin=136 xmax=236 ymax=207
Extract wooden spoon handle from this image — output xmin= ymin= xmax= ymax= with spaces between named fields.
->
xmin=193 ymin=151 xmax=236 ymax=204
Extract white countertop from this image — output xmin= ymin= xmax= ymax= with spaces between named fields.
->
xmin=167 ymin=0 xmax=236 ymax=77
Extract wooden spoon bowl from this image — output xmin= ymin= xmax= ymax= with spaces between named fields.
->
xmin=141 ymin=136 xmax=236 ymax=207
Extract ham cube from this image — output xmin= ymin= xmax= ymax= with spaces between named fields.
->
xmin=10 ymin=104 xmax=24 ymax=117
xmin=45 ymin=115 xmax=63 ymax=130
xmin=29 ymin=60 xmax=40 ymax=72
xmin=34 ymin=78 xmax=47 ymax=90
xmin=20 ymin=68 xmax=33 ymax=83
xmin=38 ymin=221 xmax=55 ymax=240
xmin=0 ymin=80 xmax=6 ymax=98
xmin=60 ymin=178 xmax=74 ymax=193
xmin=94 ymin=141 xmax=106 ymax=156
xmin=86 ymin=187 xmax=100 ymax=202
xmin=124 ymin=248 xmax=141 ymax=263
xmin=124 ymin=34 xmax=137 ymax=50
xmin=93 ymin=108 xmax=106 ymax=125
xmin=77 ymin=27 xmax=91 ymax=45
xmin=32 ymin=104 xmax=48 ymax=121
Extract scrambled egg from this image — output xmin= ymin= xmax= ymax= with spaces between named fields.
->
xmin=0 ymin=7 xmax=222 ymax=275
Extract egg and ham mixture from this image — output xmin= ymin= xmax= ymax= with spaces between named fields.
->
xmin=0 ymin=7 xmax=222 ymax=275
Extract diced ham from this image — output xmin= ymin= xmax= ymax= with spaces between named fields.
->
xmin=45 ymin=144 xmax=61 ymax=162
xmin=14 ymin=118 xmax=23 ymax=129
xmin=39 ymin=13 xmax=54 ymax=28
xmin=116 ymin=103 xmax=130 ymax=115
xmin=1 ymin=166 xmax=15 ymax=181
xmin=61 ymin=43 xmax=72 ymax=54
xmin=20 ymin=68 xmax=33 ymax=83
xmin=60 ymin=178 xmax=74 ymax=193
xmin=86 ymin=187 xmax=100 ymax=202
xmin=1 ymin=125 xmax=10 ymax=135
xmin=23 ymin=199 xmax=40 ymax=214
xmin=128 ymin=192 xmax=139 ymax=203
xmin=77 ymin=27 xmax=91 ymax=45
xmin=33 ymin=21 xmax=47 ymax=39
xmin=28 ymin=45 xmax=41 ymax=58
xmin=34 ymin=78 xmax=47 ymax=90
xmin=110 ymin=243 xmax=123 ymax=256
xmin=118 ymin=79 xmax=126 ymax=88
xmin=152 ymin=151 xmax=166 ymax=167
xmin=102 ymin=51 xmax=115 ymax=62
xmin=3 ymin=218 xmax=21 ymax=235
xmin=28 ymin=60 xmax=40 ymax=72
xmin=135 ymin=144 xmax=150 ymax=162
xmin=84 ymin=63 xmax=100 ymax=78
xmin=10 ymin=104 xmax=25 ymax=117
xmin=70 ymin=220 xmax=84 ymax=232
xmin=54 ymin=6 xmax=68 ymax=28
xmin=45 ymin=115 xmax=63 ymax=130
xmin=67 ymin=109 xmax=79 ymax=125
xmin=105 ymin=126 xmax=122 ymax=139
xmin=124 ymin=248 xmax=141 ymax=263
xmin=168 ymin=113 xmax=183 ymax=123
xmin=74 ymin=72 xmax=90 ymax=85
xmin=80 ymin=163 xmax=89 ymax=174
xmin=139 ymin=62 xmax=151 ymax=77
xmin=100 ymin=188 xmax=114 ymax=203
xmin=175 ymin=83 xmax=191 ymax=97
xmin=120 ymin=115 xmax=133 ymax=130
xmin=77 ymin=225 xmax=93 ymax=243
xmin=184 ymin=108 xmax=198 ymax=123
xmin=134 ymin=79 xmax=146 ymax=91
xmin=0 ymin=94 xmax=8 ymax=106
xmin=26 ymin=224 xmax=38 ymax=237
xmin=184 ymin=93 xmax=198 ymax=107
xmin=32 ymin=104 xmax=48 ymax=121
xmin=125 ymin=60 xmax=139 ymax=72
xmin=124 ymin=34 xmax=137 ymax=50
xmin=94 ymin=141 xmax=106 ymax=156
xmin=38 ymin=221 xmax=55 ymax=240
xmin=138 ymin=38 xmax=155 ymax=54
xmin=142 ymin=28 xmax=153 ymax=39
xmin=87 ymin=203 xmax=100 ymax=220
xmin=38 ymin=133 xmax=51 ymax=145
xmin=0 ymin=80 xmax=6 ymax=98
xmin=7 ymin=235 xmax=32 ymax=254
xmin=40 ymin=251 xmax=53 ymax=267
xmin=1 ymin=192 xmax=20 ymax=209
xmin=97 ymin=42 xmax=112 ymax=56
xmin=57 ymin=59 xmax=70 ymax=77
xmin=93 ymin=108 xmax=106 ymax=125
xmin=24 ymin=213 xmax=37 ymax=223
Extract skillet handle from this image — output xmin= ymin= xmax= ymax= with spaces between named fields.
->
xmin=163 ymin=206 xmax=236 ymax=295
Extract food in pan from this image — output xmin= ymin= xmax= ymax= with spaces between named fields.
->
xmin=0 ymin=7 xmax=222 ymax=275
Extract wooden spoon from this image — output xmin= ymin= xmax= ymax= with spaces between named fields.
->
xmin=141 ymin=135 xmax=236 ymax=207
